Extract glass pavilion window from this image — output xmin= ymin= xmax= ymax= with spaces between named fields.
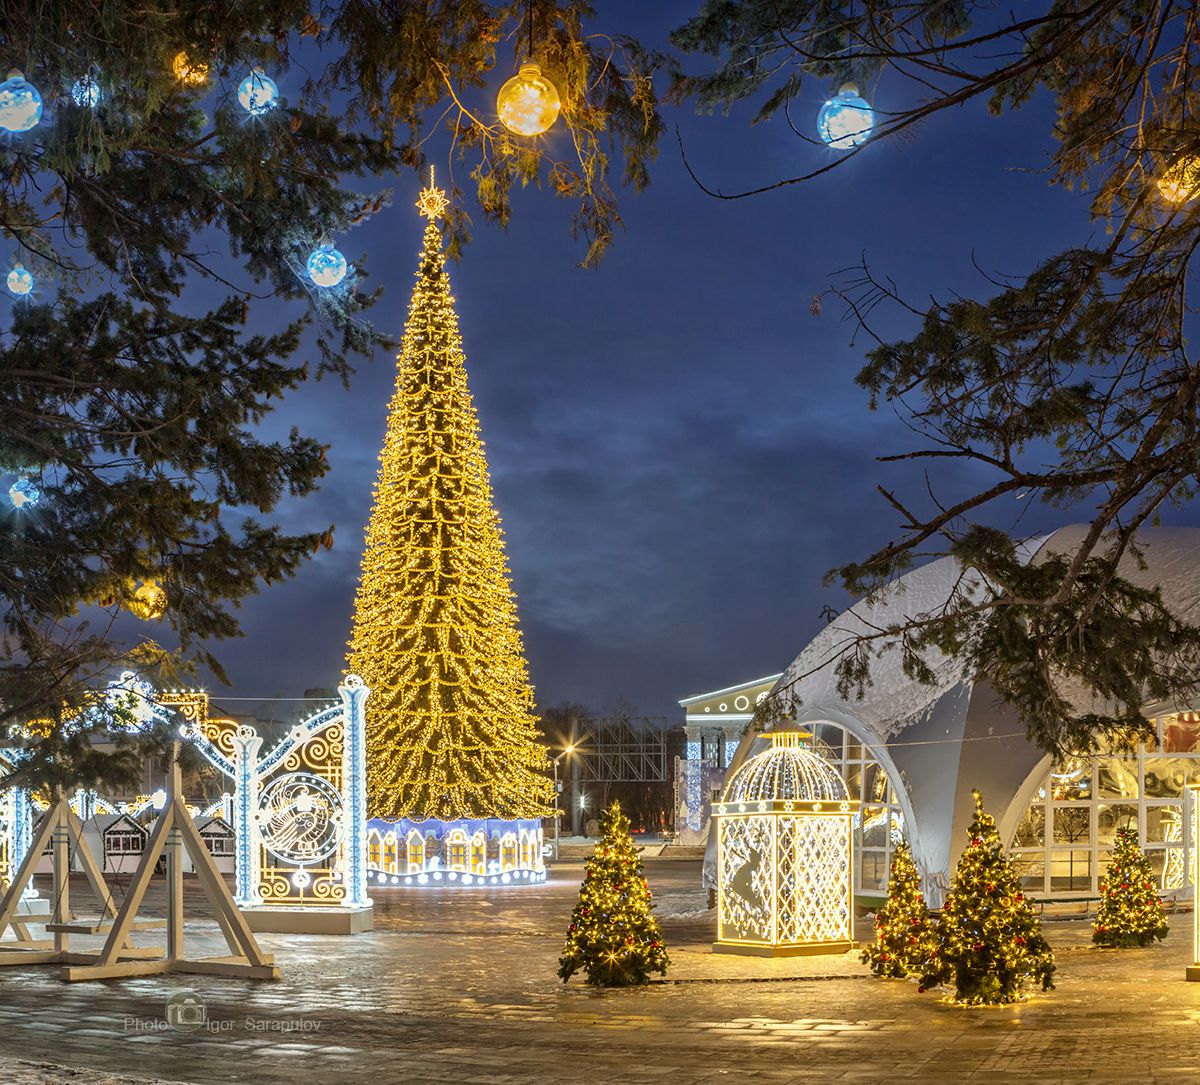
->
xmin=1008 ymin=713 xmax=1200 ymax=898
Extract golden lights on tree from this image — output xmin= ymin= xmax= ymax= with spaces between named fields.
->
xmin=559 ymin=802 xmax=669 ymax=986
xmin=920 ymin=790 xmax=1056 ymax=1004
xmin=860 ymin=841 xmax=935 ymax=978
xmin=347 ymin=175 xmax=552 ymax=823
xmin=1092 ymin=827 xmax=1168 ymax=948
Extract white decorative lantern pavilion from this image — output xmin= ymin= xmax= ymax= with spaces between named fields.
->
xmin=713 ymin=730 xmax=857 ymax=956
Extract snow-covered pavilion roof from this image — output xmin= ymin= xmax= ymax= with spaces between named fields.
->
xmin=775 ymin=526 xmax=1200 ymax=738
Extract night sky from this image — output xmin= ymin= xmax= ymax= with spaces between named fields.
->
xmin=199 ymin=3 xmax=1199 ymax=721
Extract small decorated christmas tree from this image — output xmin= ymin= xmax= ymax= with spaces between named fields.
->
xmin=1093 ymin=827 xmax=1169 ymax=948
xmin=921 ymin=790 xmax=1056 ymax=1004
xmin=861 ymin=842 xmax=935 ymax=978
xmin=558 ymin=802 xmax=669 ymax=986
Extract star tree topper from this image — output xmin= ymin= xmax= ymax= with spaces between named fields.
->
xmin=416 ymin=167 xmax=449 ymax=220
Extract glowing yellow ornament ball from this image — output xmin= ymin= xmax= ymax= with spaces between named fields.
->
xmin=172 ymin=51 xmax=209 ymax=86
xmin=497 ymin=62 xmax=560 ymax=136
xmin=1158 ymin=155 xmax=1200 ymax=205
xmin=128 ymin=580 xmax=167 ymax=621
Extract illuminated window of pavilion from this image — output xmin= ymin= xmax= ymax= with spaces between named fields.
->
xmin=1007 ymin=712 xmax=1200 ymax=898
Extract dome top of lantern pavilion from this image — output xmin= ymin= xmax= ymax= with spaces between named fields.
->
xmin=723 ymin=731 xmax=847 ymax=804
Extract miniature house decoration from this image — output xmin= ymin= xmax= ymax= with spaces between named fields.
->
xmin=713 ymin=729 xmax=857 ymax=956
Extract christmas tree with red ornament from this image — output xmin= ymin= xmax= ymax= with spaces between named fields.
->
xmin=1092 ymin=827 xmax=1169 ymax=947
xmin=861 ymin=842 xmax=935 ymax=978
xmin=921 ymin=789 xmax=1056 ymax=1004
xmin=559 ymin=801 xmax=669 ymax=986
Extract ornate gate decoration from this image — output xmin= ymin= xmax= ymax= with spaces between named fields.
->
xmin=168 ymin=675 xmax=370 ymax=912
xmin=0 ymin=752 xmax=34 ymax=896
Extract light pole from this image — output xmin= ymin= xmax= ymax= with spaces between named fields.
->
xmin=551 ymin=744 xmax=575 ymax=861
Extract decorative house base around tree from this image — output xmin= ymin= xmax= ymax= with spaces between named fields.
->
xmin=713 ymin=730 xmax=857 ymax=957
xmin=366 ymin=817 xmax=545 ymax=888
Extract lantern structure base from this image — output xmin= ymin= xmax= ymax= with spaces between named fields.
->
xmin=712 ymin=940 xmax=856 ymax=958
xmin=242 ymin=905 xmax=373 ymax=936
xmin=1186 ymin=964 xmax=1200 ymax=982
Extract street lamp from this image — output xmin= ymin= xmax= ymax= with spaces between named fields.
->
xmin=551 ymin=744 xmax=575 ymax=861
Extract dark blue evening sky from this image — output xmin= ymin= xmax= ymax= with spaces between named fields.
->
xmin=201 ymin=3 xmax=1199 ymax=720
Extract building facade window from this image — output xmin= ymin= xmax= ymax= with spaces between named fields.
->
xmin=1007 ymin=712 xmax=1200 ymax=898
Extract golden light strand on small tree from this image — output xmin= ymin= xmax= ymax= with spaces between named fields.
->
xmin=559 ymin=802 xmax=669 ymax=986
xmin=1093 ymin=826 xmax=1169 ymax=948
xmin=921 ymin=790 xmax=1056 ymax=1005
xmin=861 ymin=841 xmax=935 ymax=979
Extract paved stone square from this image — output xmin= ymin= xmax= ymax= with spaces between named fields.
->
xmin=0 ymin=859 xmax=1199 ymax=1084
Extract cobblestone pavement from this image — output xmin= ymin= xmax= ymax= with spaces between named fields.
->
xmin=0 ymin=860 xmax=1198 ymax=1084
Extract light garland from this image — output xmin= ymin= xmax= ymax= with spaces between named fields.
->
xmin=347 ymin=174 xmax=553 ymax=826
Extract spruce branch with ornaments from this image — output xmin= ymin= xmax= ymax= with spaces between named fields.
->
xmin=1092 ymin=827 xmax=1169 ymax=948
xmin=559 ymin=802 xmax=669 ymax=987
xmin=920 ymin=790 xmax=1056 ymax=1005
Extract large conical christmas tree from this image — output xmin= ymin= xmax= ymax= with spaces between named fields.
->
xmin=349 ymin=176 xmax=552 ymax=822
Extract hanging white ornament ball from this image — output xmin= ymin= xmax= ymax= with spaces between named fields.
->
xmin=817 ymin=83 xmax=874 ymax=150
xmin=0 ymin=72 xmax=44 ymax=133
xmin=306 ymin=243 xmax=348 ymax=289
xmin=71 ymin=74 xmax=101 ymax=108
xmin=238 ymin=68 xmax=278 ymax=116
xmin=8 ymin=478 xmax=40 ymax=509
xmin=6 ymin=263 xmax=33 ymax=296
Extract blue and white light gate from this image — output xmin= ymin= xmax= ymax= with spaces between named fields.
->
xmin=171 ymin=675 xmax=370 ymax=914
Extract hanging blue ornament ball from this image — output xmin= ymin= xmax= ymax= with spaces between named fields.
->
xmin=238 ymin=68 xmax=279 ymax=116
xmin=0 ymin=72 xmax=44 ymax=133
xmin=71 ymin=74 xmax=101 ymax=108
xmin=6 ymin=263 xmax=33 ymax=296
xmin=817 ymin=84 xmax=874 ymax=150
xmin=307 ymin=243 xmax=348 ymax=289
xmin=8 ymin=478 xmax=40 ymax=509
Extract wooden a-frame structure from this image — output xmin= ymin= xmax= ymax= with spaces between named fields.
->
xmin=0 ymin=754 xmax=278 ymax=981
xmin=61 ymin=757 xmax=279 ymax=981
xmin=0 ymin=791 xmax=160 ymax=967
